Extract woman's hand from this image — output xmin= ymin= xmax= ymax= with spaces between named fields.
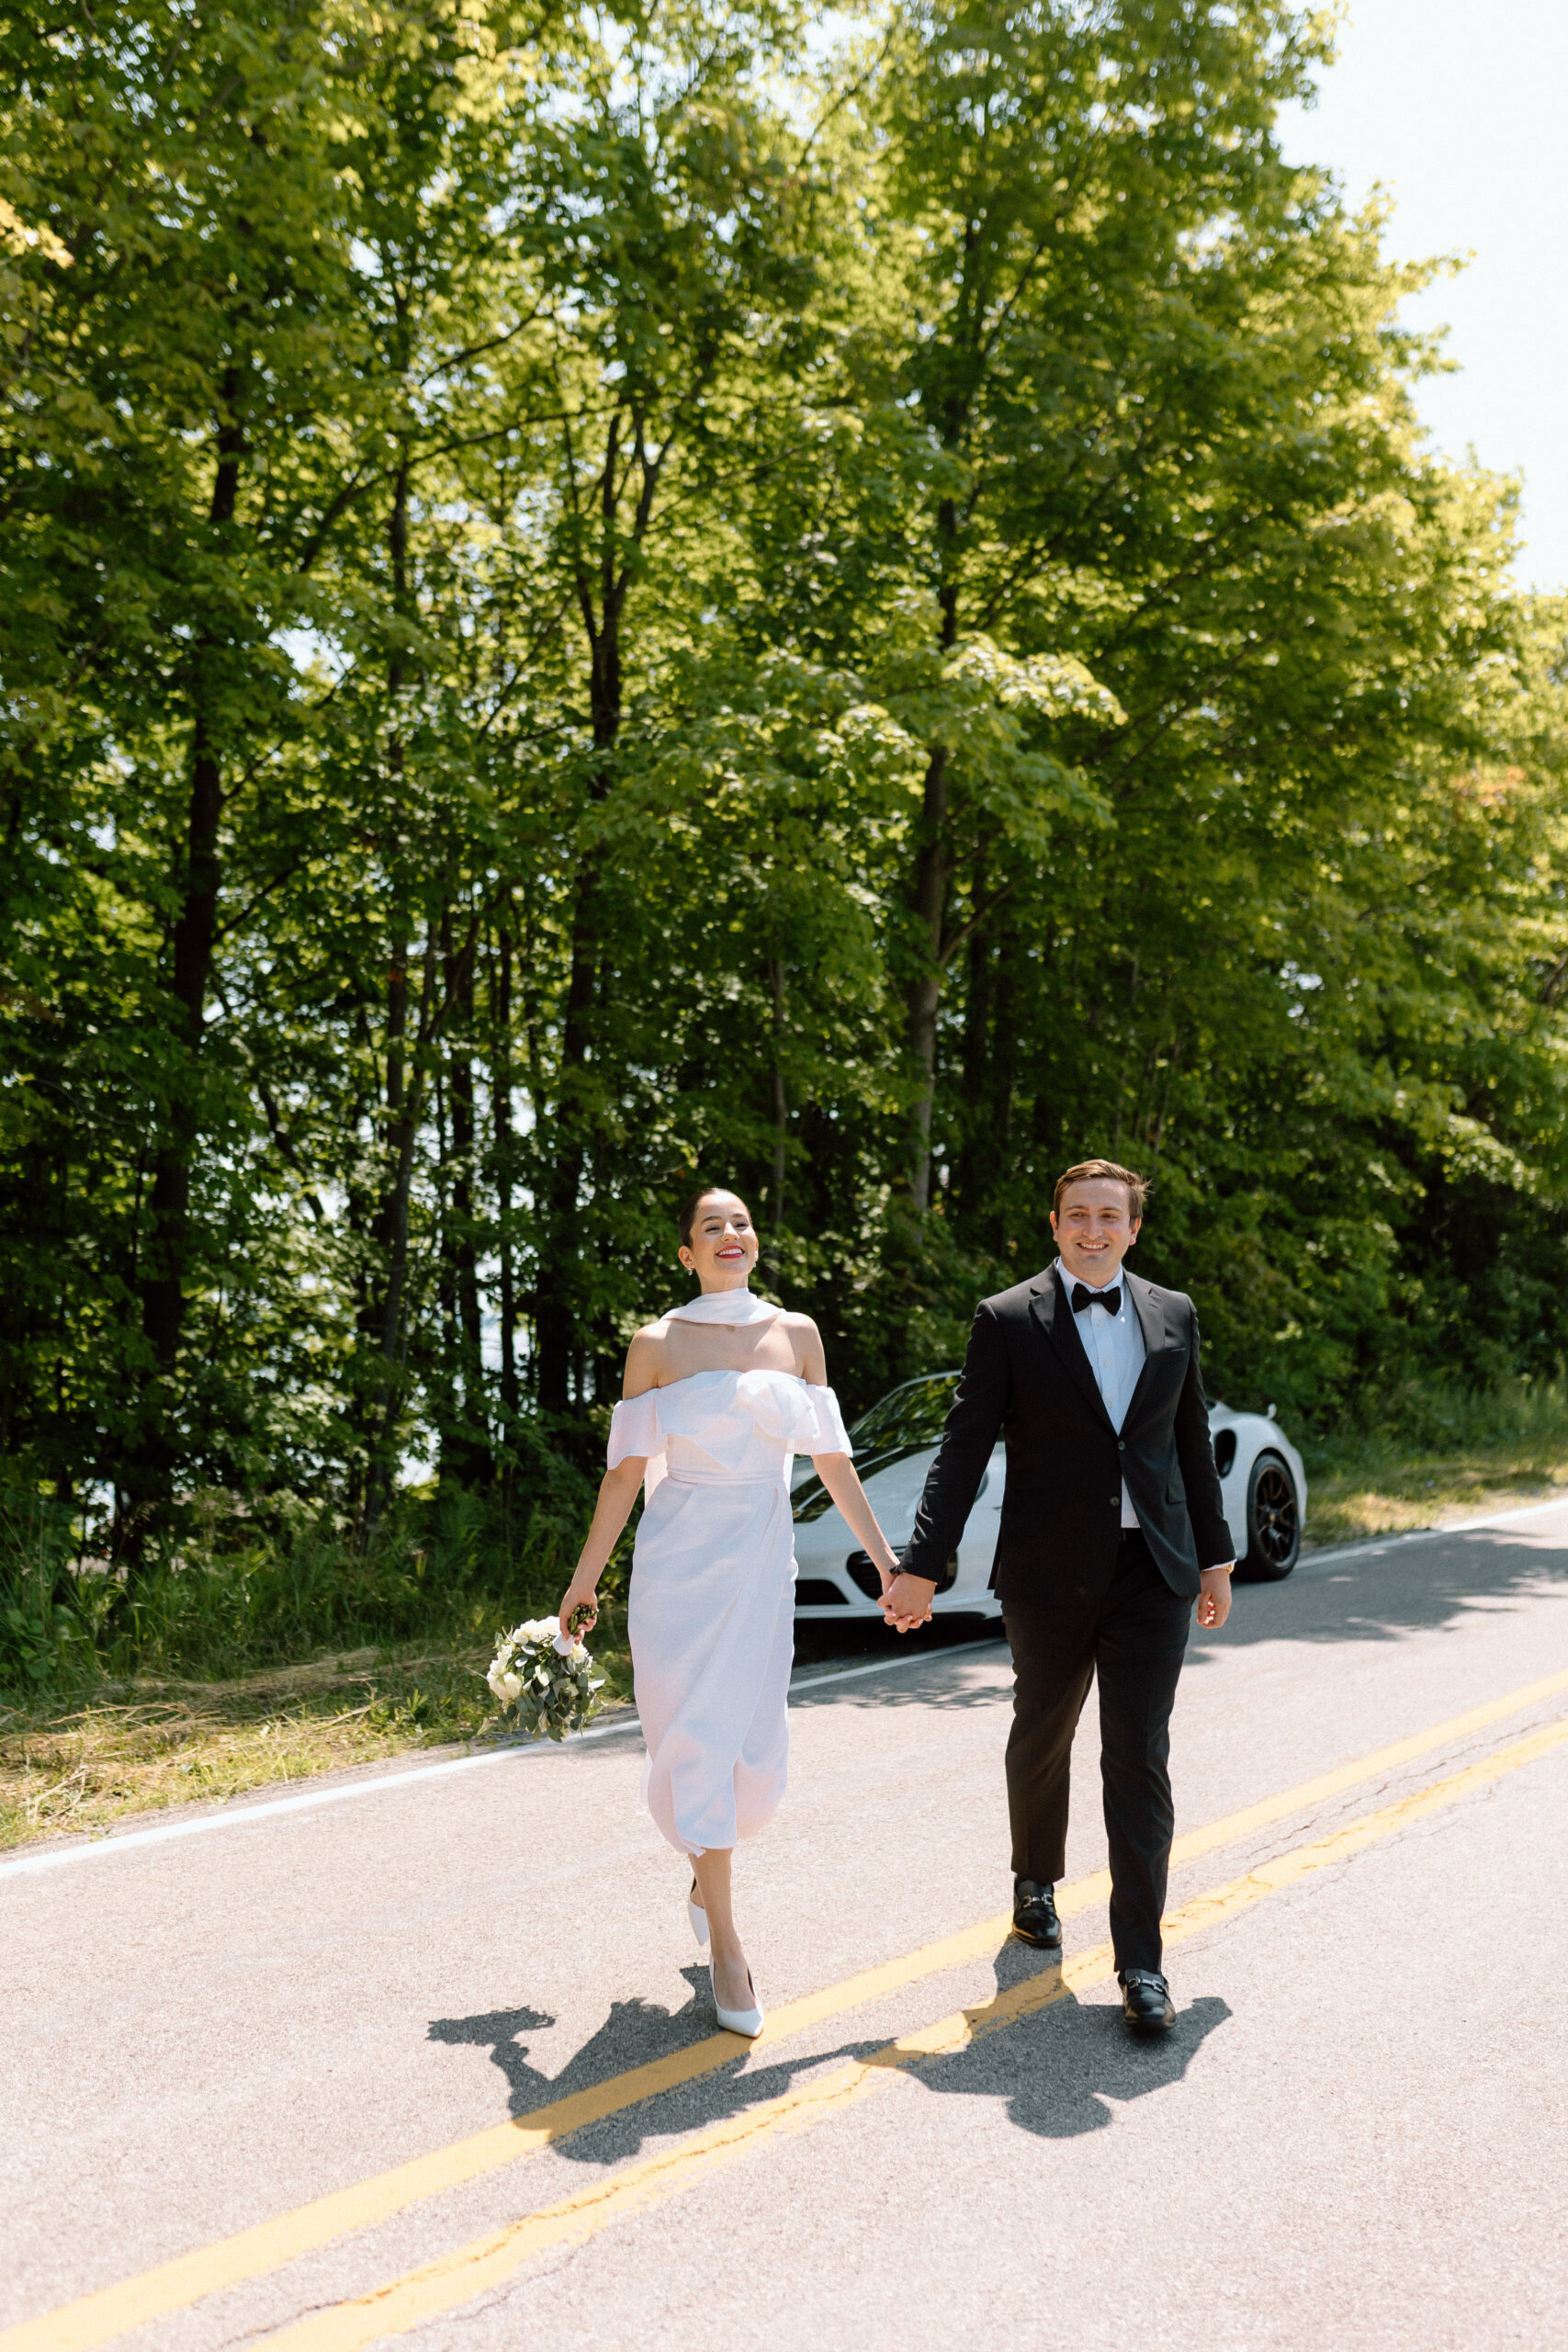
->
xmin=556 ymin=1456 xmax=645 ymax=1644
xmin=822 ymin=1457 xmax=925 ymax=1629
xmin=558 ymin=1575 xmax=600 ymax=1644
xmin=808 ymin=1453 xmax=908 ymax=1606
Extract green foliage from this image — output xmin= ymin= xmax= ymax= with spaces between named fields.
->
xmin=0 ymin=1451 xmax=603 ymax=1691
xmin=3 ymin=0 xmax=1568 ymax=1688
xmin=0 ymin=1487 xmax=93 ymax=1687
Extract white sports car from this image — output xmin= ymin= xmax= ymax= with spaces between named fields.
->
xmin=791 ymin=1371 xmax=1307 ymax=1621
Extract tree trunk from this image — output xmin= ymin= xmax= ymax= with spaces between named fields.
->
xmin=954 ymin=831 xmax=992 ymax=1229
xmin=906 ymin=559 xmax=961 ymax=1211
xmin=907 ymin=746 xmax=950 ymax=1212
xmin=435 ymin=1071 xmax=456 ymax=1370
xmin=359 ymin=921 xmax=436 ymax=1529
xmin=137 ymin=723 xmax=222 ymax=1380
xmin=354 ymin=916 xmax=410 ymax=1529
xmin=493 ymin=917 xmax=518 ymax=1424
xmin=767 ymin=951 xmax=787 ymax=1235
xmin=357 ymin=453 xmax=420 ymax=1523
xmin=536 ymin=860 xmax=598 ymax=1412
xmin=984 ymin=894 xmax=1017 ymax=1254
xmin=536 ymin=507 xmax=623 ymax=1410
xmin=443 ymin=910 xmax=489 ymax=1485
xmin=126 ymin=397 xmax=243 ymax=1535
xmin=364 ymin=924 xmax=409 ymax=1307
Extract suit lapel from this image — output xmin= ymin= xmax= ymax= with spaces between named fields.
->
xmin=1031 ymin=1266 xmax=1115 ymax=1434
xmin=1121 ymin=1272 xmax=1168 ymax=1431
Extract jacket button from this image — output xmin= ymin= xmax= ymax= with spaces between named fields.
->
xmin=1117 ymin=1440 xmax=1125 ymax=1452
xmin=1109 ymin=1496 xmax=1118 ymax=1508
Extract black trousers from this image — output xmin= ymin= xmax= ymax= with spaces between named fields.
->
xmin=1003 ymin=1530 xmax=1193 ymax=1976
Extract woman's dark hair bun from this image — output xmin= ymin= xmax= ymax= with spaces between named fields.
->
xmin=678 ymin=1184 xmax=746 ymax=1250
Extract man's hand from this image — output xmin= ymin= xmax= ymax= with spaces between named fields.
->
xmin=1195 ymin=1566 xmax=1233 ymax=1631
xmin=880 ymin=1571 xmax=936 ymax=1633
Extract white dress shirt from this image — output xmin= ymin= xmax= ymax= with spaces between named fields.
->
xmin=1055 ymin=1259 xmax=1145 ymax=1528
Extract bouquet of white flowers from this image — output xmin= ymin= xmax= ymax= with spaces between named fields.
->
xmin=486 ymin=1616 xmax=605 ymax=1741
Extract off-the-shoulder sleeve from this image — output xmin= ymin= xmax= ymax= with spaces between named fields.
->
xmin=607 ymin=1389 xmax=660 ymax=1467
xmin=802 ymin=1383 xmax=853 ymax=1455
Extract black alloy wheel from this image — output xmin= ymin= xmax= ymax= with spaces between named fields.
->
xmin=1237 ymin=1451 xmax=1301 ymax=1581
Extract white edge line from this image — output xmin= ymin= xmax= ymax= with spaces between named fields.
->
xmin=6 ymin=1495 xmax=1563 ymax=1885
xmin=0 ymin=1640 xmax=1006 ymax=1883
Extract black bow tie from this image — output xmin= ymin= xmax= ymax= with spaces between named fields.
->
xmin=1071 ymin=1282 xmax=1121 ymax=1316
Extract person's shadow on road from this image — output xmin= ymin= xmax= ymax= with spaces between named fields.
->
xmin=428 ymin=1942 xmax=1228 ymax=2157
xmin=908 ymin=1939 xmax=1231 ymax=2139
xmin=425 ymin=2007 xmax=558 ymax=2113
xmin=427 ymin=1978 xmax=713 ymax=2120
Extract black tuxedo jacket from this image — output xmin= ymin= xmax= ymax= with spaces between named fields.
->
xmin=902 ymin=1264 xmax=1233 ymax=1606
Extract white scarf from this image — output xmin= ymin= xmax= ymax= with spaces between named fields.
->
xmin=666 ymin=1288 xmax=780 ymax=1326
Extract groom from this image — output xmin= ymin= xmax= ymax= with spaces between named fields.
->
xmin=881 ymin=1160 xmax=1235 ymax=2034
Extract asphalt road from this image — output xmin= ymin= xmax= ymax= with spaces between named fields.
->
xmin=6 ymin=1504 xmax=1568 ymax=2352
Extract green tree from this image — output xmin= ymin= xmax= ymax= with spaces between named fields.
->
xmin=4 ymin=0 xmax=1567 ymax=1657
xmin=1 ymin=0 xmax=357 ymax=1544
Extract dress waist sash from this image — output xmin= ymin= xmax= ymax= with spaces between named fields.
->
xmin=662 ymin=1468 xmax=786 ymax=1491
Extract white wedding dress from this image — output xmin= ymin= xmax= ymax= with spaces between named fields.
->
xmin=607 ymin=1295 xmax=852 ymax=1856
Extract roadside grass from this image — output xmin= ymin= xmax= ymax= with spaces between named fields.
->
xmin=0 ymin=1604 xmax=635 ymax=1854
xmin=1303 ymin=1457 xmax=1568 ymax=1547
xmin=0 ymin=1464 xmax=637 ymax=1851
xmin=1302 ymin=1377 xmax=1568 ymax=1546
xmin=7 ymin=1376 xmax=1568 ymax=1853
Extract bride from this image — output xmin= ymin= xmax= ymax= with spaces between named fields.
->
xmin=558 ymin=1186 xmax=902 ymax=2038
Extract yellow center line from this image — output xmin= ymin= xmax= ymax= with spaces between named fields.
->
xmin=252 ymin=1711 xmax=1568 ymax=2352
xmin=7 ymin=1662 xmax=1568 ymax=2352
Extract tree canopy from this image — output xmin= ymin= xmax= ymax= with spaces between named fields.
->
xmin=4 ymin=0 xmax=1566 ymax=1571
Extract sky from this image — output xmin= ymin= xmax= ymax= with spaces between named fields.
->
xmin=1275 ymin=0 xmax=1568 ymax=591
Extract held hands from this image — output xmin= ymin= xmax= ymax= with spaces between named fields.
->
xmin=868 ymin=1544 xmax=929 ymax=1632
xmin=879 ymin=1568 xmax=936 ymax=1634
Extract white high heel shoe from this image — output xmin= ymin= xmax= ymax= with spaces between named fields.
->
xmin=687 ymin=1882 xmax=709 ymax=1948
xmin=711 ymin=1962 xmax=764 ymax=2040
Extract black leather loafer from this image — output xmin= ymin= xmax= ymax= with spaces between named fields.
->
xmin=1120 ymin=1969 xmax=1176 ymax=2034
xmin=1012 ymin=1879 xmax=1062 ymax=1949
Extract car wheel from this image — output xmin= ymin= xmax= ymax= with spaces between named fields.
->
xmin=1237 ymin=1451 xmax=1301 ymax=1581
